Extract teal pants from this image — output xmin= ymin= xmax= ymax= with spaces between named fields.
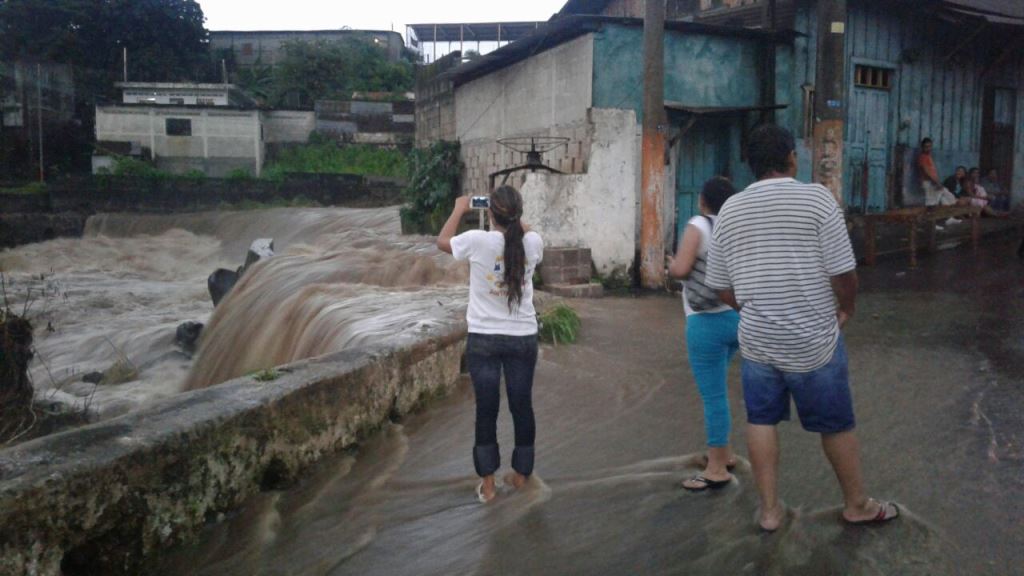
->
xmin=685 ymin=309 xmax=740 ymax=447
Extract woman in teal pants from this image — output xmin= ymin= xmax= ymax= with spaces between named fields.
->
xmin=668 ymin=177 xmax=740 ymax=491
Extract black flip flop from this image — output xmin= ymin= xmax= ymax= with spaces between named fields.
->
xmin=682 ymin=474 xmax=732 ymax=492
xmin=844 ymin=500 xmax=900 ymax=526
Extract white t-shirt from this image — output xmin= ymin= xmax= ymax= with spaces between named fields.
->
xmin=450 ymin=229 xmax=544 ymax=335
xmin=682 ymin=215 xmax=733 ymax=317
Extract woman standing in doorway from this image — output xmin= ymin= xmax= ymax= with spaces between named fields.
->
xmin=437 ymin=186 xmax=544 ymax=503
xmin=668 ymin=177 xmax=740 ymax=491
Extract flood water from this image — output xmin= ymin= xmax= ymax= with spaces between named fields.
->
xmin=0 ymin=207 xmax=466 ymax=419
xmin=150 ymin=235 xmax=1024 ymax=575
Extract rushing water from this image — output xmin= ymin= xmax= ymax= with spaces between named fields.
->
xmin=4 ymin=209 xmax=1021 ymax=574
xmin=149 ymin=237 xmax=1024 ymax=576
xmin=0 ymin=207 xmax=467 ymax=419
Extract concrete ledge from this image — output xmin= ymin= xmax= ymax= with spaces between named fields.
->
xmin=0 ymin=318 xmax=467 ymax=575
xmin=543 ymin=282 xmax=604 ymax=299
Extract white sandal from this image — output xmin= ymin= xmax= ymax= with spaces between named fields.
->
xmin=476 ymin=481 xmax=493 ymax=503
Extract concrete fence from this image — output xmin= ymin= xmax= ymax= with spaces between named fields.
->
xmin=0 ymin=318 xmax=467 ymax=575
xmin=0 ymin=174 xmax=407 ymax=249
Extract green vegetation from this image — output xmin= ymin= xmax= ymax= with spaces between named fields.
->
xmin=0 ymin=182 xmax=47 ymax=195
xmin=0 ymin=0 xmax=212 ymax=179
xmin=401 ymin=141 xmax=463 ymax=234
xmin=0 ymin=1 xmax=210 ymax=88
xmin=239 ymin=39 xmax=416 ymax=108
xmin=225 ymin=168 xmax=254 ymax=181
xmin=538 ymin=304 xmax=582 ymax=345
xmin=598 ymin=267 xmax=633 ymax=292
xmin=106 ymin=157 xmax=169 ymax=180
xmin=263 ymin=139 xmax=409 ymax=180
xmin=182 ymin=169 xmax=206 ymax=183
xmin=251 ymin=368 xmax=280 ymax=382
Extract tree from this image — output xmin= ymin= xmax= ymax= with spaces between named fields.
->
xmin=270 ymin=39 xmax=413 ymax=108
xmin=0 ymin=0 xmax=211 ymax=174
xmin=0 ymin=0 xmax=210 ymax=90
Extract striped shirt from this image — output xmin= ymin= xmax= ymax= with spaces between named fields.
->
xmin=705 ymin=177 xmax=856 ymax=373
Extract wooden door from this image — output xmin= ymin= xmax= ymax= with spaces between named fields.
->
xmin=675 ymin=118 xmax=731 ymax=248
xmin=981 ymin=87 xmax=1016 ymax=190
xmin=847 ymin=86 xmax=891 ymax=213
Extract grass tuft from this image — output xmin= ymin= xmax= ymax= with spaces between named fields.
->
xmin=251 ymin=368 xmax=281 ymax=382
xmin=538 ymin=304 xmax=581 ymax=345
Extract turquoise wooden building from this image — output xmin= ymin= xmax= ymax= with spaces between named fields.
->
xmin=437 ymin=1 xmax=1023 ymax=272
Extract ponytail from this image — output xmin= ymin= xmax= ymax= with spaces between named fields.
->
xmin=490 ymin=186 xmax=526 ymax=312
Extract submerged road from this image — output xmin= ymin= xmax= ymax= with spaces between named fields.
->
xmin=154 ymin=235 xmax=1024 ymax=576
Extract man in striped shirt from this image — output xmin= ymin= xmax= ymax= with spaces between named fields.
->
xmin=705 ymin=124 xmax=899 ymax=531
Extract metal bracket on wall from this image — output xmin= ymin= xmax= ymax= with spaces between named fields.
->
xmin=487 ymin=136 xmax=568 ymax=192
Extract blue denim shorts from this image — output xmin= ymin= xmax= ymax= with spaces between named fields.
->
xmin=741 ymin=336 xmax=855 ymax=434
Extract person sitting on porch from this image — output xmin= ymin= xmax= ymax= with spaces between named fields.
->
xmin=981 ymin=168 xmax=1012 ymax=212
xmin=917 ymin=138 xmax=962 ymax=226
xmin=965 ymin=167 xmax=1010 ymax=218
xmin=943 ymin=166 xmax=967 ymax=199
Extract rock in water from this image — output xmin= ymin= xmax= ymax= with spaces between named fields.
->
xmin=208 ymin=239 xmax=275 ymax=307
xmin=175 ymin=321 xmax=204 ymax=354
xmin=208 ymin=268 xmax=239 ymax=307
xmin=81 ymin=372 xmax=104 ymax=384
xmin=100 ymin=358 xmax=138 ymax=386
xmin=243 ymin=238 xmax=275 ymax=272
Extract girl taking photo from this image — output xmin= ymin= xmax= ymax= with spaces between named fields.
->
xmin=437 ymin=186 xmax=544 ymax=503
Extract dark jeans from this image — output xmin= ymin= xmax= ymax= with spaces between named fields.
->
xmin=466 ymin=332 xmax=538 ymax=477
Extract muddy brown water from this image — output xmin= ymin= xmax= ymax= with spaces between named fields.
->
xmin=0 ymin=207 xmax=467 ymax=419
xmin=150 ymin=236 xmax=1024 ymax=575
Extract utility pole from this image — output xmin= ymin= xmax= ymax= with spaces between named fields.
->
xmin=36 ymin=63 xmax=44 ymax=184
xmin=640 ymin=0 xmax=667 ymax=289
xmin=812 ymin=0 xmax=848 ymax=207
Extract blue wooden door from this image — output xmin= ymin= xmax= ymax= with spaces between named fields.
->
xmin=675 ymin=119 xmax=731 ymax=247
xmin=847 ymin=87 xmax=891 ymax=212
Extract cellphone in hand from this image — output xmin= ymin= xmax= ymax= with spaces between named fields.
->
xmin=471 ymin=196 xmax=490 ymax=209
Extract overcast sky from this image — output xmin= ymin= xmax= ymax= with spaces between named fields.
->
xmin=198 ymin=0 xmax=567 ymax=36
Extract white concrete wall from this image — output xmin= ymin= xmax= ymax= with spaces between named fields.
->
xmin=262 ymin=110 xmax=315 ymax=144
xmin=521 ymin=108 xmax=640 ymax=275
xmin=457 ymin=34 xmax=596 ymax=196
xmin=96 ymin=106 xmax=263 ymax=175
xmin=122 ymin=88 xmax=229 ymax=106
xmin=455 ymin=34 xmax=594 ymax=141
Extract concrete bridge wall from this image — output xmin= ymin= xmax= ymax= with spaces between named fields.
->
xmin=0 ymin=320 xmax=467 ymax=575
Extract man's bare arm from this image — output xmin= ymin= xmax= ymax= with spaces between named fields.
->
xmin=717 ymin=289 xmax=740 ymax=311
xmin=830 ymin=270 xmax=858 ymax=328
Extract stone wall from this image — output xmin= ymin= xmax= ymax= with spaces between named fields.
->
xmin=0 ymin=212 xmax=87 ymax=249
xmin=453 ymin=33 xmax=595 ymax=195
xmin=263 ymin=110 xmax=317 ymax=144
xmin=414 ymin=52 xmax=461 ymax=148
xmin=520 ymin=108 xmax=640 ymax=276
xmin=462 ymin=122 xmax=593 ymax=196
xmin=0 ymin=319 xmax=467 ymax=575
xmin=315 ymin=99 xmax=415 ymax=147
xmin=0 ymin=176 xmax=405 ymax=248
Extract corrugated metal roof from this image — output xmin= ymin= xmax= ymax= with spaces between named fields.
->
xmin=406 ymin=22 xmax=548 ymax=44
xmin=555 ymin=0 xmax=616 ymax=18
xmin=944 ymin=0 xmax=1024 ymax=20
xmin=441 ymin=15 xmax=798 ymax=87
xmin=556 ymin=0 xmax=1024 ymax=25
